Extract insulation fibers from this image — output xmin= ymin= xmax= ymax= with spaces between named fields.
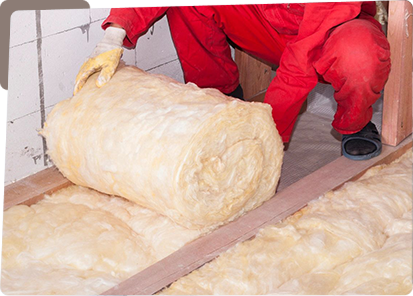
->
xmin=1 ymin=186 xmax=203 ymax=295
xmin=2 ymin=146 xmax=411 ymax=295
xmin=161 ymin=150 xmax=412 ymax=295
xmin=41 ymin=65 xmax=284 ymax=230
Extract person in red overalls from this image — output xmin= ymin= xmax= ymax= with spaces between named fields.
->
xmin=74 ymin=4 xmax=390 ymax=160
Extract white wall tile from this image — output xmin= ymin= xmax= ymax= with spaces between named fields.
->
xmin=122 ymin=47 xmax=136 ymax=66
xmin=148 ymin=59 xmax=184 ymax=83
xmin=136 ymin=15 xmax=179 ymax=71
xmin=41 ymin=9 xmax=90 ymax=37
xmin=90 ymin=8 xmax=110 ymax=22
xmin=88 ymin=19 xmax=106 ymax=51
xmin=7 ymin=42 xmax=40 ymax=122
xmin=4 ymin=112 xmax=47 ymax=185
xmin=41 ymin=22 xmax=97 ymax=108
xmin=9 ymin=10 xmax=37 ymax=47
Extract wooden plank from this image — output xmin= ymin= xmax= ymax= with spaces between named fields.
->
xmin=102 ymin=138 xmax=412 ymax=295
xmin=3 ymin=166 xmax=72 ymax=210
xmin=234 ymin=49 xmax=272 ymax=100
xmin=382 ymin=0 xmax=413 ymax=146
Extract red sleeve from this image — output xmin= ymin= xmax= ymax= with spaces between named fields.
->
xmin=264 ymin=2 xmax=370 ymax=142
xmin=102 ymin=7 xmax=169 ymax=48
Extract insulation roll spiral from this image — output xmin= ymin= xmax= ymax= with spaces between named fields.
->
xmin=42 ymin=65 xmax=283 ymax=229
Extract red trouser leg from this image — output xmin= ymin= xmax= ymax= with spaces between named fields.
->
xmin=166 ymin=6 xmax=286 ymax=94
xmin=314 ymin=19 xmax=391 ymax=135
xmin=166 ymin=7 xmax=238 ymax=94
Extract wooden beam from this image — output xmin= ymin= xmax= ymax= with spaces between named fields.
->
xmin=382 ymin=0 xmax=413 ymax=146
xmin=102 ymin=137 xmax=412 ymax=295
xmin=4 ymin=139 xmax=410 ymax=295
xmin=234 ymin=49 xmax=272 ymax=100
xmin=3 ymin=166 xmax=72 ymax=210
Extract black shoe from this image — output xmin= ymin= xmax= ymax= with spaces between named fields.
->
xmin=341 ymin=121 xmax=382 ymax=161
xmin=225 ymin=84 xmax=244 ymax=100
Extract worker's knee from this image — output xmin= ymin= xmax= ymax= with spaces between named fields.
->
xmin=318 ymin=19 xmax=390 ymax=81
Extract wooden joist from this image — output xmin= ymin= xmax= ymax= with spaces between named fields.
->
xmin=3 ymin=139 xmax=411 ymax=295
xmin=3 ymin=6 xmax=412 ymax=292
xmin=102 ymin=137 xmax=412 ymax=295
xmin=3 ymin=166 xmax=72 ymax=211
xmin=382 ymin=0 xmax=413 ymax=146
xmin=234 ymin=49 xmax=272 ymax=101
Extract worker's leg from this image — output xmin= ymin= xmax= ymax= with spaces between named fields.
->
xmin=314 ymin=19 xmax=390 ymax=159
xmin=166 ymin=7 xmax=239 ymax=94
xmin=166 ymin=6 xmax=286 ymax=94
xmin=314 ymin=19 xmax=390 ymax=134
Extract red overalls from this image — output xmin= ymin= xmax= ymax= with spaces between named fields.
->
xmin=103 ymin=3 xmax=391 ymax=142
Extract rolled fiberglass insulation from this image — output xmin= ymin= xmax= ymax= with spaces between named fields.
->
xmin=42 ymin=65 xmax=283 ymax=229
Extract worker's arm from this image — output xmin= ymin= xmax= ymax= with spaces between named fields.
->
xmin=102 ymin=7 xmax=169 ymax=48
xmin=73 ymin=7 xmax=168 ymax=95
xmin=263 ymin=2 xmax=376 ymax=142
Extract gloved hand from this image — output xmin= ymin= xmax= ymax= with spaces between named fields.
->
xmin=73 ymin=26 xmax=126 ymax=95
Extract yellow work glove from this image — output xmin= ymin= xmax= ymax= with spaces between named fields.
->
xmin=73 ymin=27 xmax=126 ymax=95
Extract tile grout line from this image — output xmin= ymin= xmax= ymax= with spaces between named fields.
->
xmin=145 ymin=58 xmax=179 ymax=72
xmin=7 ymin=104 xmax=54 ymax=124
xmin=35 ymin=10 xmax=48 ymax=167
xmin=10 ymin=18 xmax=105 ymax=49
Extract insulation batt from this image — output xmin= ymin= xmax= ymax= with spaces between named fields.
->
xmin=1 ymin=185 xmax=204 ymax=295
xmin=161 ymin=150 xmax=413 ymax=295
xmin=1 ymin=151 xmax=411 ymax=295
xmin=41 ymin=65 xmax=284 ymax=230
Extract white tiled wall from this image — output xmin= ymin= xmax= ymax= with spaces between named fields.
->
xmin=90 ymin=8 xmax=111 ymax=22
xmin=5 ymin=8 xmax=184 ymax=185
xmin=9 ymin=10 xmax=37 ymax=48
xmin=5 ymin=113 xmax=44 ymax=183
xmin=7 ymin=42 xmax=40 ymax=122
xmin=137 ymin=16 xmax=179 ymax=73
xmin=41 ymin=24 xmax=96 ymax=108
xmin=40 ymin=9 xmax=91 ymax=37
xmin=147 ymin=59 xmax=184 ymax=81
